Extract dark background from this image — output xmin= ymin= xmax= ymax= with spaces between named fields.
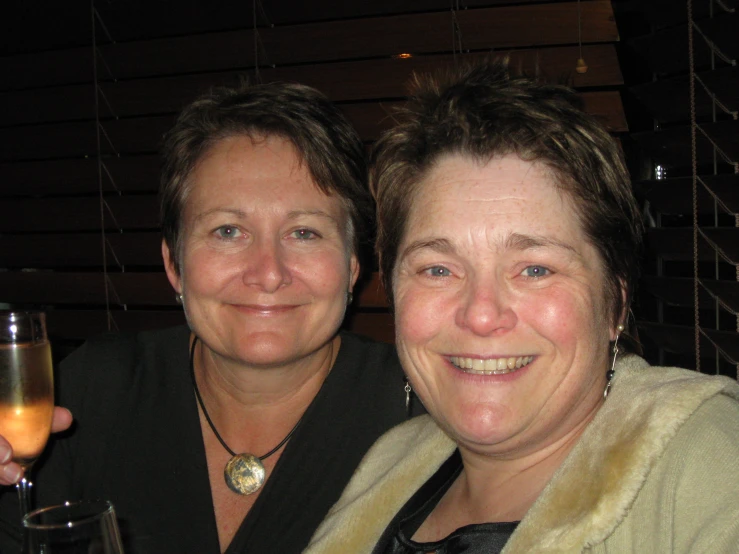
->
xmin=1 ymin=0 xmax=737 ymax=374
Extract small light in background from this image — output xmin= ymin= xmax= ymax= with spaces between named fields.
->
xmin=393 ymin=53 xmax=413 ymax=59
xmin=655 ymin=164 xmax=667 ymax=180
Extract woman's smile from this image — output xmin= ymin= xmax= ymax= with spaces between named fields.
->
xmin=448 ymin=355 xmax=535 ymax=374
xmin=230 ymin=303 xmax=302 ymax=315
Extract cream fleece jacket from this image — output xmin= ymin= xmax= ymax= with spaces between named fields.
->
xmin=307 ymin=356 xmax=739 ymax=553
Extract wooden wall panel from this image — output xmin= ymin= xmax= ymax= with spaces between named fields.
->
xmin=2 ymin=45 xmax=622 ymax=127
xmin=254 ymin=1 xmax=617 ymax=63
xmin=0 ymin=272 xmax=176 ymax=307
xmin=0 ymin=1 xmax=615 ymax=90
xmin=0 ymin=91 xmax=625 ymax=164
xmin=4 ymin=0 xmax=576 ymax=58
xmin=0 ymin=233 xmax=162 ymax=269
xmin=46 ymin=310 xmax=186 ymax=341
xmin=346 ymin=313 xmax=396 ymax=345
xmin=0 ymin=196 xmax=160 ymax=232
xmin=0 ymin=118 xmax=173 ymax=161
xmin=0 ymin=156 xmax=161 ymax=196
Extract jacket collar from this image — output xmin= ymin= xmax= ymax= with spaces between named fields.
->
xmin=503 ymin=356 xmax=738 ymax=551
xmin=307 ymin=356 xmax=739 ymax=553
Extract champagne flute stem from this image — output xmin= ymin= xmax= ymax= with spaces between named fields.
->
xmin=16 ymin=476 xmax=33 ymax=520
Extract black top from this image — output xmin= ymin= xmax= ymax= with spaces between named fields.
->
xmin=375 ymin=451 xmax=519 ymax=554
xmin=0 ymin=326 xmax=420 ymax=553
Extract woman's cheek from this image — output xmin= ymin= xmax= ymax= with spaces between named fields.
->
xmin=520 ymin=286 xmax=592 ymax=345
xmin=395 ymin=285 xmax=450 ymax=344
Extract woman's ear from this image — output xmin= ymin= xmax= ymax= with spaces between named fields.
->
xmin=349 ymin=253 xmax=360 ymax=290
xmin=611 ymin=278 xmax=628 ymax=340
xmin=162 ymin=239 xmax=182 ymax=294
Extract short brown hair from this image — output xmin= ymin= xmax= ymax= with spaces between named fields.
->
xmin=161 ymin=81 xmax=372 ymax=272
xmin=371 ymin=60 xmax=643 ymax=326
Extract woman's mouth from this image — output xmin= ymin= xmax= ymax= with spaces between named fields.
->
xmin=232 ymin=304 xmax=298 ymax=315
xmin=448 ymin=355 xmax=534 ymax=375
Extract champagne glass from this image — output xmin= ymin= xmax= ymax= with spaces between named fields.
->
xmin=0 ymin=311 xmax=54 ymax=519
xmin=22 ymin=500 xmax=125 ymax=553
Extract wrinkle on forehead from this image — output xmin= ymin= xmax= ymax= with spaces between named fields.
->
xmin=402 ymin=153 xmax=580 ymax=259
xmin=420 ymin=157 xmax=540 ymax=202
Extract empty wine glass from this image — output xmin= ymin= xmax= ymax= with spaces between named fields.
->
xmin=22 ymin=500 xmax=125 ymax=553
xmin=0 ymin=311 xmax=54 ymax=519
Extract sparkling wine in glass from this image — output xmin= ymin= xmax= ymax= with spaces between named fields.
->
xmin=0 ymin=311 xmax=54 ymax=519
xmin=23 ymin=500 xmax=125 ymax=553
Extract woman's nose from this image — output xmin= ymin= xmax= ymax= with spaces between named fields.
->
xmin=455 ymin=277 xmax=517 ymax=336
xmin=242 ymin=239 xmax=291 ymax=292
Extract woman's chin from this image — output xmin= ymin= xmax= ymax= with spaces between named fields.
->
xmin=436 ymin=404 xmax=518 ymax=450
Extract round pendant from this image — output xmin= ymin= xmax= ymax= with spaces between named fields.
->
xmin=224 ymin=453 xmax=266 ymax=495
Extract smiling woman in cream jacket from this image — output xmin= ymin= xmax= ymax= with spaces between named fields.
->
xmin=306 ymin=61 xmax=739 ymax=554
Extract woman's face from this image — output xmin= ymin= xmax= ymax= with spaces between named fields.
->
xmin=393 ymin=154 xmax=620 ymax=458
xmin=163 ymin=135 xmax=359 ymax=369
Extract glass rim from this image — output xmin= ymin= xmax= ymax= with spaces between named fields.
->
xmin=22 ymin=500 xmax=115 ymax=530
xmin=0 ymin=310 xmax=46 ymax=318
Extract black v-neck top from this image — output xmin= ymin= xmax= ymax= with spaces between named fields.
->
xmin=0 ymin=326 xmax=420 ymax=553
xmin=374 ymin=451 xmax=519 ymax=554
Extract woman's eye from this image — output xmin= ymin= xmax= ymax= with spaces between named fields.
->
xmin=214 ymin=225 xmax=241 ymax=239
xmin=520 ymin=265 xmax=550 ymax=278
xmin=291 ymin=228 xmax=318 ymax=240
xmin=423 ymin=266 xmax=452 ymax=278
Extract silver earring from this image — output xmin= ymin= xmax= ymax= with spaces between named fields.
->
xmin=604 ymin=324 xmax=625 ymax=399
xmin=347 ymin=291 xmax=353 ymax=305
xmin=404 ymin=380 xmax=412 ymax=415
xmin=175 ymin=293 xmax=183 ymax=305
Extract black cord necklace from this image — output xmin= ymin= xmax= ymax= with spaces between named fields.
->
xmin=189 ymin=337 xmax=302 ymax=495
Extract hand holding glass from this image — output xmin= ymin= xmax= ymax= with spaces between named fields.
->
xmin=0 ymin=312 xmax=54 ymax=518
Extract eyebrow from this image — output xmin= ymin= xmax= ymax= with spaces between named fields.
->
xmin=399 ymin=238 xmax=455 ymax=260
xmin=286 ymin=209 xmax=341 ymax=226
xmin=504 ymin=232 xmax=578 ymax=254
xmin=193 ymin=208 xmax=339 ymax=226
xmin=193 ymin=208 xmax=245 ymax=223
xmin=399 ymin=232 xmax=577 ymax=260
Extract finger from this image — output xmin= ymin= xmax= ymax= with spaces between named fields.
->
xmin=0 ymin=462 xmax=22 ymax=486
xmin=51 ymin=406 xmax=73 ymax=433
xmin=0 ymin=440 xmax=22 ymax=486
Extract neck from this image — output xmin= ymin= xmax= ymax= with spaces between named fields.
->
xmin=191 ymin=333 xmax=339 ymax=453
xmin=453 ymin=400 xmax=602 ymax=522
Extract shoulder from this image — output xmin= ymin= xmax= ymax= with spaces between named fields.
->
xmin=606 ymin=357 xmax=739 ymax=477
xmin=613 ymin=356 xmax=739 ymax=414
xmin=57 ymin=325 xmax=190 ymax=407
xmin=61 ymin=325 xmax=189 ymax=367
xmin=307 ymin=416 xmax=455 ymax=554
xmin=609 ymin=359 xmax=739 ymax=550
xmin=342 ymin=415 xmax=454 ymax=506
xmin=663 ymin=392 xmax=739 ymax=472
xmin=638 ymin=393 xmax=739 ymax=551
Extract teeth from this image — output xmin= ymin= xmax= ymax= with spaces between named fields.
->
xmin=449 ymin=355 xmax=533 ymax=375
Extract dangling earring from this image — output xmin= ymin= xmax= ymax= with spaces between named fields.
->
xmin=175 ymin=293 xmax=184 ymax=305
xmin=404 ymin=379 xmax=412 ymax=416
xmin=604 ymin=323 xmax=625 ymax=399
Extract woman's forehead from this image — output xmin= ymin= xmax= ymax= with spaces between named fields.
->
xmin=408 ymin=155 xmax=570 ymax=225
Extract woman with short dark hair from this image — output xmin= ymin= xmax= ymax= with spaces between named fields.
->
xmin=0 ymin=82 xmax=419 ymax=554
xmin=308 ymin=62 xmax=739 ymax=554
